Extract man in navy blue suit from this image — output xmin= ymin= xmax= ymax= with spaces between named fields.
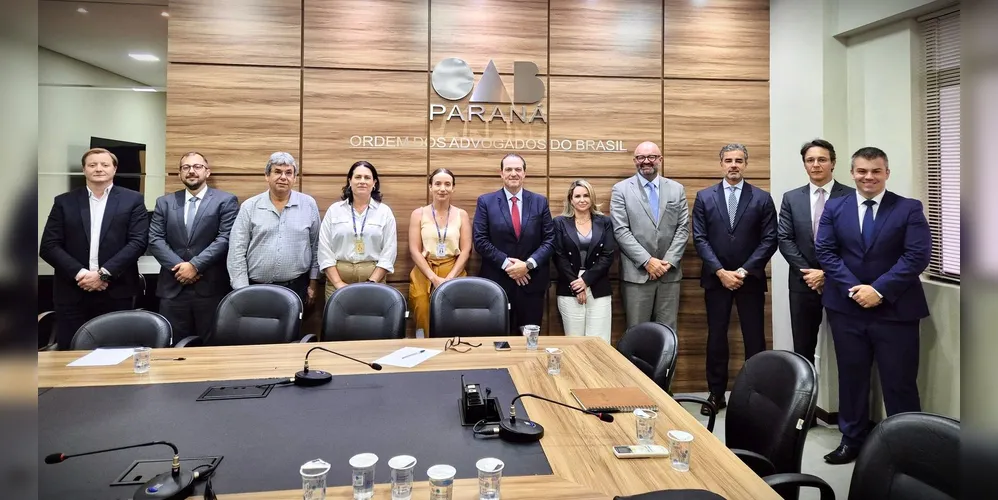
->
xmin=692 ymin=143 xmax=778 ymax=414
xmin=473 ymin=153 xmax=555 ymax=333
xmin=815 ymin=147 xmax=931 ymax=464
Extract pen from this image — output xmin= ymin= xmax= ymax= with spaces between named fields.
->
xmin=402 ymin=349 xmax=426 ymax=359
xmin=152 ymin=357 xmax=186 ymax=361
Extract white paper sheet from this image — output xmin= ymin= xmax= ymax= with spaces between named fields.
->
xmin=373 ymin=347 xmax=441 ymax=368
xmin=66 ymin=348 xmax=135 ymax=367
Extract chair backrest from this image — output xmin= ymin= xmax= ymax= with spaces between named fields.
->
xmin=429 ymin=277 xmax=509 ymax=337
xmin=615 ymin=322 xmax=678 ymax=393
xmin=725 ymin=350 xmax=818 ymax=478
xmin=210 ymin=284 xmax=303 ymax=345
xmin=613 ymin=490 xmax=728 ymax=500
xmin=848 ymin=412 xmax=959 ymax=500
xmin=322 ymin=283 xmax=407 ymax=341
xmin=70 ymin=310 xmax=173 ymax=350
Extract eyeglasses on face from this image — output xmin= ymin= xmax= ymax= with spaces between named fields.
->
xmin=180 ymin=164 xmax=207 ymax=172
xmin=444 ymin=336 xmax=482 ymax=353
xmin=634 ymin=155 xmax=661 ymax=162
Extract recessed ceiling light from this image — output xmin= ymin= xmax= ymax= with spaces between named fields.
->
xmin=161 ymin=11 xmax=169 ymax=18
xmin=129 ymin=53 xmax=160 ymax=62
xmin=132 ymin=88 xmax=157 ymax=92
xmin=77 ymin=7 xmax=88 ymax=14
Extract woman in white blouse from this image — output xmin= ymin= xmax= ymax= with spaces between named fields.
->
xmin=318 ymin=161 xmax=397 ymax=301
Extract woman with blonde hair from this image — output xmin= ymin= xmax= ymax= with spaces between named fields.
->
xmin=552 ymin=179 xmax=617 ymax=343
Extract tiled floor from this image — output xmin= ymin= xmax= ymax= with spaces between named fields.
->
xmin=675 ymin=392 xmax=855 ymax=500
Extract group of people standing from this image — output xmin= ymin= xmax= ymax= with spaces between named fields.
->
xmin=41 ymin=138 xmax=930 ymax=465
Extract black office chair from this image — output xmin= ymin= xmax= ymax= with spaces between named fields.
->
xmin=677 ymin=350 xmax=818 ymax=499
xmin=69 ymin=310 xmax=173 ymax=350
xmin=429 ymin=277 xmax=509 ymax=337
xmin=322 ymin=283 xmax=407 ymax=341
xmin=616 ymin=321 xmax=679 ymax=394
xmin=176 ymin=284 xmax=313 ymax=346
xmin=38 ymin=311 xmax=58 ymax=351
xmin=613 ymin=490 xmax=727 ymax=500
xmin=765 ymin=412 xmax=960 ymax=500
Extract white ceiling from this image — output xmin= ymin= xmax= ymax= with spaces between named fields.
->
xmin=39 ymin=0 xmax=169 ymax=87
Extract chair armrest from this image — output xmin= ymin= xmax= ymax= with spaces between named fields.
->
xmin=730 ymin=448 xmax=776 ymax=477
xmin=673 ymin=395 xmax=716 ymax=432
xmin=174 ymin=336 xmax=203 ymax=348
xmin=764 ymin=473 xmax=835 ymax=500
xmin=299 ymin=334 xmax=318 ymax=343
xmin=38 ymin=311 xmax=58 ymax=351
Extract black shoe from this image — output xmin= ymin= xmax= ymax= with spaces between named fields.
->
xmin=823 ymin=444 xmax=860 ymax=465
xmin=701 ymin=393 xmax=726 ymax=416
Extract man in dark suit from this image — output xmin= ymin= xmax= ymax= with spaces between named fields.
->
xmin=693 ymin=143 xmax=778 ymax=413
xmin=148 ymin=152 xmax=239 ymax=341
xmin=473 ymin=153 xmax=555 ymax=332
xmin=777 ymin=139 xmax=854 ymax=365
xmin=39 ymin=148 xmax=149 ymax=349
xmin=815 ymin=147 xmax=931 ymax=464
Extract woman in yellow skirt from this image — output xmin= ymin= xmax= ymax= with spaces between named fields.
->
xmin=408 ymin=168 xmax=472 ymax=337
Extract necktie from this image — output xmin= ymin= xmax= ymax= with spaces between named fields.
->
xmin=812 ymin=188 xmax=826 ymax=241
xmin=646 ymin=182 xmax=659 ymax=223
xmin=511 ymin=196 xmax=521 ymax=239
xmin=862 ymin=199 xmax=876 ymax=247
xmin=186 ymin=196 xmax=199 ymax=233
xmin=727 ymin=187 xmax=738 ymax=229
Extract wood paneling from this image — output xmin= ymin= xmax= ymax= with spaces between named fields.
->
xmin=302 ymin=69 xmax=427 ymax=176
xmin=166 ymin=65 xmax=301 ymax=175
xmin=548 ymin=77 xmax=661 ymax=177
xmin=303 ymin=0 xmax=428 ymax=70
xmin=662 ymin=0 xmax=769 ymax=80
xmin=550 ymin=0 xmax=662 ymax=77
xmin=663 ymin=80 xmax=770 ymax=178
xmin=431 ymin=0 xmax=548 ymax=74
xmin=164 ymin=175 xmax=271 ymax=203
xmin=168 ymin=0 xmax=302 ymax=67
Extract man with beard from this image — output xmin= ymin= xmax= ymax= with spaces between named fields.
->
xmin=148 ymin=152 xmax=239 ymax=341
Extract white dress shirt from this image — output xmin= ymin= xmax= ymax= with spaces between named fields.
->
xmin=857 ymin=189 xmax=886 ymax=231
xmin=77 ymin=184 xmax=113 ymax=279
xmin=724 ymin=178 xmax=745 ymax=205
xmin=317 ymin=199 xmax=398 ymax=273
xmin=502 ymin=188 xmax=537 ymax=270
xmin=184 ymin=184 xmax=208 ymax=227
xmin=809 ymin=180 xmax=835 ymax=226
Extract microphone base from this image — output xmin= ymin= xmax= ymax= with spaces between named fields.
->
xmin=498 ymin=418 xmax=545 ymax=443
xmin=132 ymin=470 xmax=194 ymax=500
xmin=295 ymin=369 xmax=333 ymax=387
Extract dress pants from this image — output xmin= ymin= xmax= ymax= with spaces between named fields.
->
xmin=251 ymin=273 xmax=310 ymax=311
xmin=622 ymin=280 xmax=680 ymax=330
xmin=56 ymin=293 xmax=133 ymax=350
xmin=557 ymin=290 xmax=612 ymax=343
xmin=506 ymin=285 xmax=546 ymax=334
xmin=704 ymin=282 xmax=767 ymax=396
xmin=159 ymin=287 xmax=225 ymax=342
xmin=324 ymin=261 xmax=379 ymax=302
xmin=789 ymin=289 xmax=824 ymax=365
xmin=409 ymin=257 xmax=466 ymax=337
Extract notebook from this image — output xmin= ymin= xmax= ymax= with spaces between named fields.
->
xmin=570 ymin=387 xmax=657 ymax=413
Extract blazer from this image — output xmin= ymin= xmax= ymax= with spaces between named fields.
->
xmin=472 ymin=188 xmax=555 ymax=295
xmin=148 ymin=188 xmax=240 ymax=299
xmin=815 ymin=190 xmax=931 ymax=321
xmin=610 ymin=175 xmax=689 ymax=284
xmin=777 ymin=181 xmax=854 ymax=292
xmin=39 ymin=185 xmax=149 ymax=304
xmin=552 ymin=214 xmax=617 ymax=298
xmin=692 ymin=181 xmax=778 ymax=291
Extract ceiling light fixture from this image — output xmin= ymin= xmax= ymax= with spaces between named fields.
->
xmin=161 ymin=11 xmax=169 ymax=17
xmin=77 ymin=7 xmax=88 ymax=14
xmin=132 ymin=88 xmax=157 ymax=92
xmin=129 ymin=53 xmax=160 ymax=62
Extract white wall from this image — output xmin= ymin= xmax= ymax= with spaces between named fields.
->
xmin=835 ymin=0 xmax=955 ymax=36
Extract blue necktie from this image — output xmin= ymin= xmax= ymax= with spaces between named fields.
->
xmin=862 ymin=199 xmax=876 ymax=247
xmin=186 ymin=197 xmax=199 ymax=234
xmin=646 ymin=182 xmax=659 ymax=223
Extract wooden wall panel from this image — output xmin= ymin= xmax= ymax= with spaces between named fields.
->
xmin=549 ymin=0 xmax=662 ymax=77
xmin=662 ymin=0 xmax=769 ymax=80
xmin=302 ymin=69 xmax=428 ymax=176
xmin=168 ymin=0 xmax=301 ymax=66
xmin=663 ymin=80 xmax=770 ymax=178
xmin=430 ymin=0 xmax=548 ymax=74
xmin=548 ymin=77 xmax=661 ymax=177
xmin=164 ymin=175 xmax=270 ymax=203
xmin=304 ymin=0 xmax=428 ymax=70
xmin=166 ymin=65 xmax=301 ymax=175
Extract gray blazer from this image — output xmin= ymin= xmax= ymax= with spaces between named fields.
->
xmin=777 ymin=180 xmax=854 ymax=293
xmin=148 ymin=187 xmax=239 ymax=299
xmin=610 ymin=174 xmax=690 ymax=284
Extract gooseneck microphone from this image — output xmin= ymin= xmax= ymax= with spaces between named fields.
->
xmin=499 ymin=393 xmax=614 ymax=443
xmin=294 ymin=346 xmax=383 ymax=387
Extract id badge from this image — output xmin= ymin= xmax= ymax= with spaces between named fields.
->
xmin=436 ymin=242 xmax=447 ymax=257
xmin=354 ymin=238 xmax=365 ymax=254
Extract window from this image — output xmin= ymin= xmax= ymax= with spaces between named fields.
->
xmin=921 ymin=10 xmax=960 ymax=283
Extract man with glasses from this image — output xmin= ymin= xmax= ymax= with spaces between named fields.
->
xmin=148 ymin=152 xmax=239 ymax=341
xmin=610 ymin=141 xmax=689 ymax=330
xmin=227 ymin=152 xmax=321 ymax=309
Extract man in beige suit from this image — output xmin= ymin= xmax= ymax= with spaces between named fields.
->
xmin=610 ymin=141 xmax=690 ymax=330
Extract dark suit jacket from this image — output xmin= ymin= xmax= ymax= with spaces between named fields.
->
xmin=692 ymin=181 xmax=778 ymax=291
xmin=473 ymin=188 xmax=555 ymax=295
xmin=815 ymin=191 xmax=931 ymax=321
xmin=552 ymin=214 xmax=617 ymax=298
xmin=39 ymin=185 xmax=149 ymax=304
xmin=777 ymin=181 xmax=854 ymax=292
xmin=148 ymin=188 xmax=239 ymax=299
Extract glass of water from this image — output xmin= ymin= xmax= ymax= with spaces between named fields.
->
xmin=133 ymin=347 xmax=151 ymax=374
xmin=634 ymin=408 xmax=657 ymax=445
xmin=475 ymin=457 xmax=504 ymax=500
xmin=546 ymin=348 xmax=562 ymax=375
xmin=427 ymin=464 xmax=456 ymax=500
xmin=349 ymin=453 xmax=378 ymax=500
xmin=668 ymin=429 xmax=695 ymax=472
xmin=522 ymin=325 xmax=540 ymax=350
xmin=388 ymin=455 xmax=416 ymax=500
xmin=300 ymin=458 xmax=330 ymax=500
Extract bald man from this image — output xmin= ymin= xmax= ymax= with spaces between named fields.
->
xmin=610 ymin=142 xmax=690 ymax=330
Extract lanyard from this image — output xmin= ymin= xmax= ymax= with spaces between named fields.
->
xmin=351 ymin=203 xmax=370 ymax=238
xmin=431 ymin=205 xmax=450 ymax=243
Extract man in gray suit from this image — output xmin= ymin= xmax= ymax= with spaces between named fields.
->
xmin=148 ymin=152 xmax=239 ymax=340
xmin=610 ymin=141 xmax=690 ymax=330
xmin=777 ymin=139 xmax=854 ymax=364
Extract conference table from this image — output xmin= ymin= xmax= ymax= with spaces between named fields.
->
xmin=38 ymin=336 xmax=780 ymax=499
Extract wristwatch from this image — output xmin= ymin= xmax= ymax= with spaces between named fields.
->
xmin=526 ymin=260 xmax=536 ymax=270
xmin=736 ymin=267 xmax=748 ymax=278
xmin=98 ymin=267 xmax=112 ymax=282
